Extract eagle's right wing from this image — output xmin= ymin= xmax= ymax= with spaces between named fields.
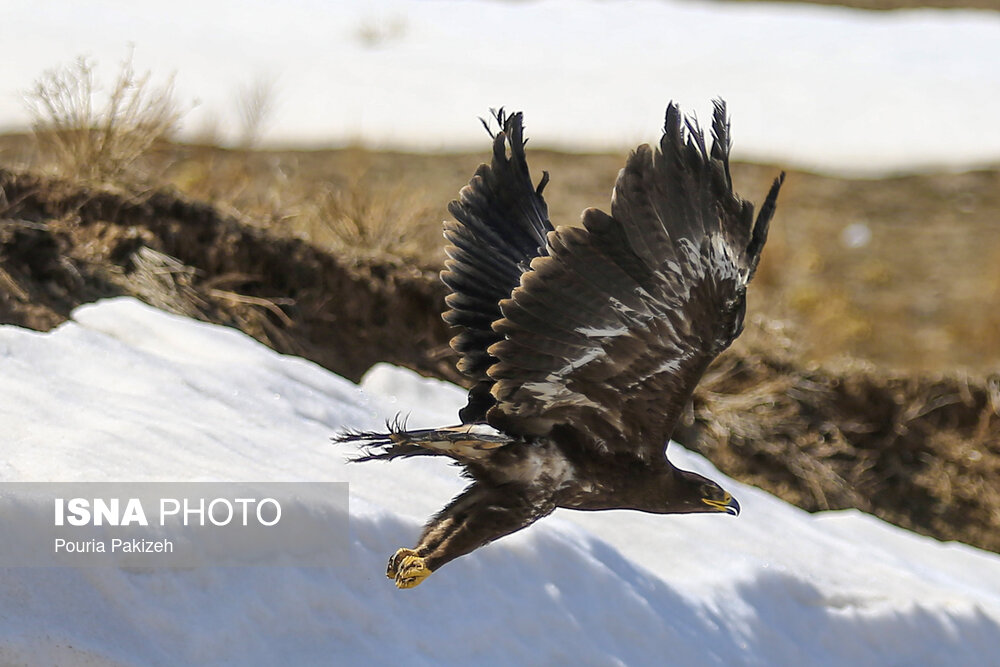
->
xmin=485 ymin=102 xmax=784 ymax=459
xmin=442 ymin=110 xmax=554 ymax=423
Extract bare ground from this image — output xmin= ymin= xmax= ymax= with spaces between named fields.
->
xmin=0 ymin=168 xmax=455 ymax=383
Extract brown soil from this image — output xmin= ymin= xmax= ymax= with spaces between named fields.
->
xmin=0 ymin=168 xmax=455 ymax=384
xmin=2 ymin=165 xmax=999 ymax=552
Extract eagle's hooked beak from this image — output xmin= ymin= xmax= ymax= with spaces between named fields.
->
xmin=702 ymin=492 xmax=740 ymax=516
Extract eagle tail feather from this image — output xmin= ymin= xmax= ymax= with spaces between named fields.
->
xmin=334 ymin=418 xmax=514 ymax=463
xmin=746 ymin=171 xmax=785 ymax=279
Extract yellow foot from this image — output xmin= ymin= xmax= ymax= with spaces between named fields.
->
xmin=386 ymin=548 xmax=433 ymax=589
xmin=386 ymin=548 xmax=418 ymax=578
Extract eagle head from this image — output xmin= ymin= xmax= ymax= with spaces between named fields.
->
xmin=669 ymin=468 xmax=741 ymax=516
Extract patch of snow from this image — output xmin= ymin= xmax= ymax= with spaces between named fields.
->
xmin=842 ymin=222 xmax=873 ymax=248
xmin=2 ymin=0 xmax=999 ymax=174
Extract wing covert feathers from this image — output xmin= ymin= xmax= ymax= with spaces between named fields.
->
xmin=447 ymin=102 xmax=784 ymax=458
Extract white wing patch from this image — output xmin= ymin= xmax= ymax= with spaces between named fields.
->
xmin=442 ymin=423 xmax=506 ymax=438
xmin=575 ymin=324 xmax=628 ymax=337
xmin=520 ymin=381 xmax=604 ymax=412
xmin=709 ymin=233 xmax=746 ymax=283
xmin=651 ymin=356 xmax=684 ymax=376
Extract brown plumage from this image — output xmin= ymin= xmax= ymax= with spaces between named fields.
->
xmin=337 ymin=101 xmax=784 ymax=588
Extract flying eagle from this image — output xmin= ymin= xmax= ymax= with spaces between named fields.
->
xmin=338 ymin=101 xmax=784 ymax=589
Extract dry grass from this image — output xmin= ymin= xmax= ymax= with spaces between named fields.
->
xmin=354 ymin=14 xmax=408 ymax=48
xmin=292 ymin=173 xmax=440 ymax=261
xmin=161 ymin=146 xmax=444 ymax=263
xmin=235 ymin=75 xmax=278 ymax=149
xmin=24 ymin=52 xmax=182 ymax=184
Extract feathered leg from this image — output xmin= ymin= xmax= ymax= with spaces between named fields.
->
xmin=387 ymin=482 xmax=555 ymax=588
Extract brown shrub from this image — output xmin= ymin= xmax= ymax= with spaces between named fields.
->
xmin=24 ymin=53 xmax=182 ymax=183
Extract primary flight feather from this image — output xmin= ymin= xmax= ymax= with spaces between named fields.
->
xmin=337 ymin=101 xmax=784 ymax=588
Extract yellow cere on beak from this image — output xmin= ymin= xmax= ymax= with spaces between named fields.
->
xmin=702 ymin=492 xmax=741 ymax=516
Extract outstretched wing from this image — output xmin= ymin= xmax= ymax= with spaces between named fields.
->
xmin=486 ymin=101 xmax=784 ymax=458
xmin=442 ymin=110 xmax=554 ymax=423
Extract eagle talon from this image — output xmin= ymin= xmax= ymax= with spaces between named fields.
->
xmin=392 ymin=552 xmax=432 ymax=589
xmin=386 ymin=548 xmax=420 ymax=579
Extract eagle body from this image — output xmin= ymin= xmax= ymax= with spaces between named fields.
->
xmin=338 ymin=102 xmax=784 ymax=588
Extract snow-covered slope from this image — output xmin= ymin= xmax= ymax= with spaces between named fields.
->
xmin=2 ymin=297 xmax=1000 ymax=665
xmin=3 ymin=0 xmax=1000 ymax=174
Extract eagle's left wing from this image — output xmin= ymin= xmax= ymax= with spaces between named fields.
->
xmin=485 ymin=102 xmax=784 ymax=459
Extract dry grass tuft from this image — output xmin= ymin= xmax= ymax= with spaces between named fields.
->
xmin=24 ymin=51 xmax=182 ymax=183
xmin=355 ymin=14 xmax=408 ymax=48
xmin=236 ymin=75 xmax=278 ymax=149
xmin=294 ymin=172 xmax=440 ymax=262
